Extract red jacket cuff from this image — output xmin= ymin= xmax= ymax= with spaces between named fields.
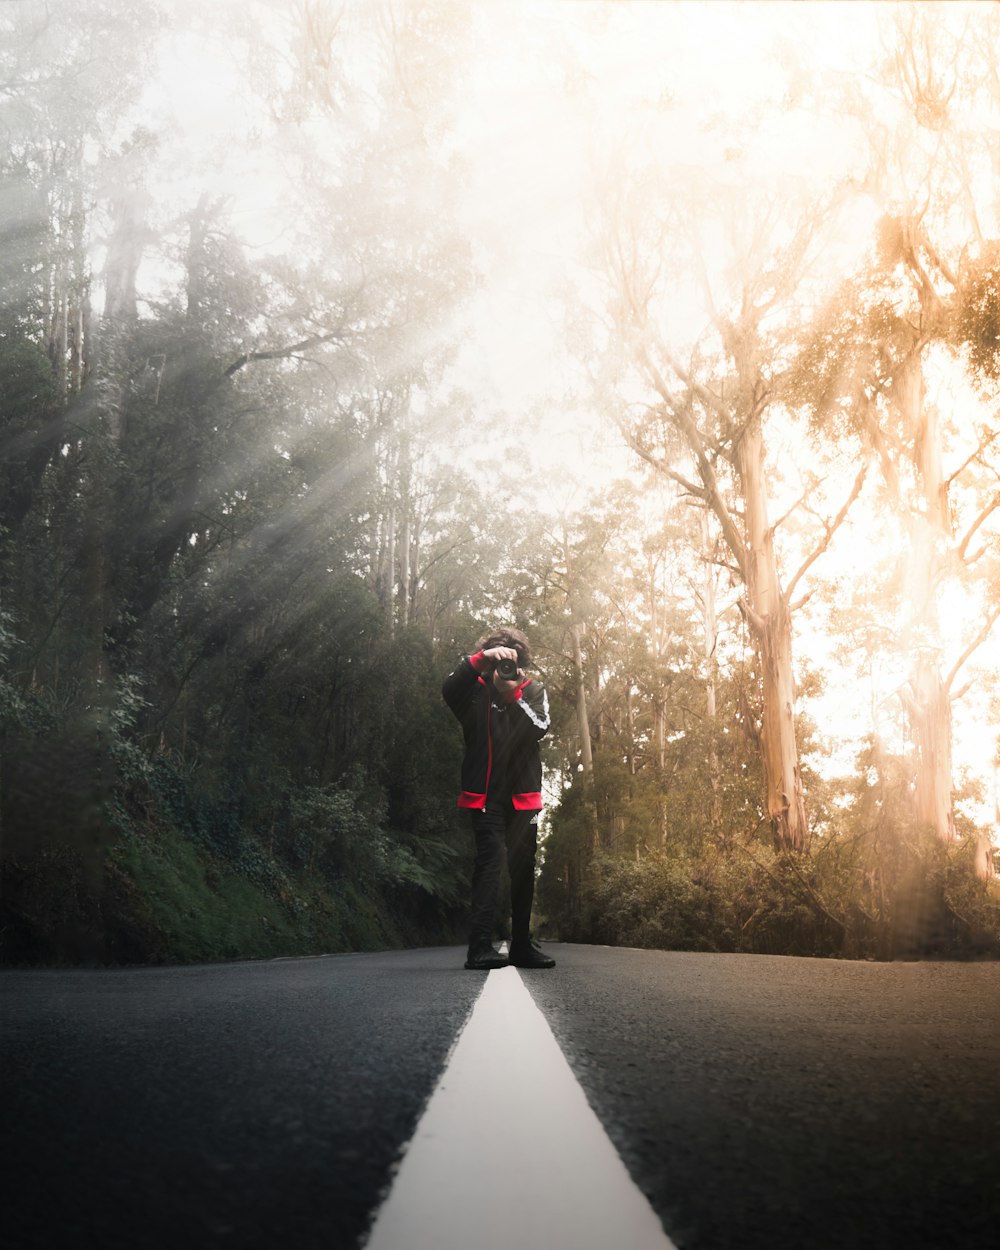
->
xmin=469 ymin=651 xmax=488 ymax=673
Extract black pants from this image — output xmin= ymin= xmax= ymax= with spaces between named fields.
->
xmin=467 ymin=804 xmax=539 ymax=947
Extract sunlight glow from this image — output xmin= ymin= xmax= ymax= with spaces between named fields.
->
xmin=115 ymin=1 xmax=1000 ymax=847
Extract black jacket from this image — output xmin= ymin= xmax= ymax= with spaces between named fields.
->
xmin=442 ymin=653 xmax=551 ymax=811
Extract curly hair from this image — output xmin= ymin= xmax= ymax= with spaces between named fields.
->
xmin=475 ymin=626 xmax=532 ymax=668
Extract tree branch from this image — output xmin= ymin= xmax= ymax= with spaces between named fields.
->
xmin=633 ymin=345 xmax=748 ymax=576
xmin=785 ymin=461 xmax=868 ymax=604
xmin=945 ymin=605 xmax=1000 ymax=695
xmin=738 ymin=595 xmax=767 ymax=638
xmin=918 ymin=224 xmax=959 ymax=289
xmin=224 ymin=327 xmax=346 ymax=377
xmin=771 ymin=489 xmax=809 ymax=536
xmin=413 ymin=535 xmax=474 ymax=581
xmin=945 ymin=427 xmax=1000 ymax=490
xmin=618 ymin=419 xmax=707 ymax=501
xmin=956 ymin=491 xmax=1000 ymax=563
xmin=660 ymin=344 xmax=728 ymax=420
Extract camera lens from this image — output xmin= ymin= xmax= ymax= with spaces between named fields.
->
xmin=496 ymin=658 xmax=519 ymax=681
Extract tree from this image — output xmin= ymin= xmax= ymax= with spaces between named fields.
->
xmin=592 ymin=170 xmax=866 ymax=852
xmin=793 ymin=5 xmax=1000 ymax=854
xmin=0 ymin=0 xmax=488 ymax=960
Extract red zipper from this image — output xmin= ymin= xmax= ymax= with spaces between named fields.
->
xmin=483 ymin=695 xmax=493 ymax=811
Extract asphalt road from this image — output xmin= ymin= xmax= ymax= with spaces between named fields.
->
xmin=2 ymin=949 xmax=481 ymax=1250
xmin=524 ymin=944 xmax=1000 ymax=1250
xmin=3 ymin=944 xmax=999 ymax=1250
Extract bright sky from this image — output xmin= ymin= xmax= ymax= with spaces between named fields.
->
xmin=442 ymin=1 xmax=889 ymax=487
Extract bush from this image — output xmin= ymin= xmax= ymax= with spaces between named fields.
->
xmin=581 ymin=852 xmax=726 ymax=952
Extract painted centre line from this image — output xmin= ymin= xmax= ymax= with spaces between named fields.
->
xmin=362 ymin=961 xmax=677 ymax=1250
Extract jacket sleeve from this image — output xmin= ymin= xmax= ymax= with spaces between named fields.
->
xmin=514 ymin=679 xmax=551 ymax=741
xmin=442 ymin=653 xmax=486 ymax=718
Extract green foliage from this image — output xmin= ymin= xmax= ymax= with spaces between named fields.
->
xmin=111 ymin=820 xmax=404 ymax=965
xmin=539 ymin=735 xmax=1000 ymax=960
xmin=536 ymin=779 xmax=595 ymax=940
xmin=582 ymin=852 xmax=725 ymax=952
xmin=957 ymin=240 xmax=1000 ymax=382
xmin=0 ymin=612 xmax=31 ymax=728
xmin=0 ymin=330 xmax=63 ymax=538
xmin=804 ymin=743 xmax=1000 ymax=960
xmin=288 ymin=784 xmax=388 ymax=880
xmin=2 ymin=707 xmax=471 ymax=964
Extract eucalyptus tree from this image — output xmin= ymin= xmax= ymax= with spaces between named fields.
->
xmin=512 ymin=483 xmax=734 ymax=856
xmin=793 ymin=6 xmax=1000 ymax=862
xmin=589 ymin=153 xmax=868 ymax=854
xmin=530 ymin=483 xmax=769 ymax=935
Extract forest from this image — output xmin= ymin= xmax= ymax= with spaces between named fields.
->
xmin=1 ymin=0 xmax=998 ymax=965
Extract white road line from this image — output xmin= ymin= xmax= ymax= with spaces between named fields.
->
xmin=362 ymin=963 xmax=678 ymax=1250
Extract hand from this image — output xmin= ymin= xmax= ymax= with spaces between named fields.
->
xmin=482 ymin=646 xmax=519 ymax=666
xmin=482 ymin=646 xmax=522 ymax=691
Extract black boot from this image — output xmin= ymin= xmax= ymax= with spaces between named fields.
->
xmin=464 ymin=939 xmax=508 ymax=970
xmin=508 ymin=938 xmax=555 ymax=969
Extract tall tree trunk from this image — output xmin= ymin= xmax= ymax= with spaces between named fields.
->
xmin=908 ymin=656 xmax=955 ymax=838
xmin=398 ymin=431 xmax=411 ymax=630
xmin=100 ymin=169 xmax=149 ymax=440
xmin=61 ymin=156 xmax=146 ymax=917
xmin=701 ymin=508 xmax=721 ymax=833
xmin=894 ymin=355 xmax=955 ymax=841
xmin=408 ymin=513 xmax=421 ymax=629
xmin=45 ymin=140 xmax=90 ymax=398
xmin=384 ymin=497 xmax=396 ymax=635
xmin=562 ymin=528 xmax=594 ymax=779
xmin=399 ymin=512 xmax=411 ymax=630
xmin=737 ymin=419 xmax=808 ymax=851
xmin=571 ymin=619 xmax=593 ymax=777
xmin=68 ymin=164 xmax=91 ymax=395
xmin=645 ymin=551 xmax=668 ymax=845
xmin=980 ymin=775 xmax=999 ymax=880
xmin=625 ymin=683 xmax=636 ymax=777
xmin=626 ymin=334 xmax=811 ymax=851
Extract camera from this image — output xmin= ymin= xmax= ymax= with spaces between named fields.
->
xmin=495 ymin=657 xmax=520 ymax=681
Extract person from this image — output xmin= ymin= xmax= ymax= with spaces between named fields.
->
xmin=442 ymin=627 xmax=556 ymax=970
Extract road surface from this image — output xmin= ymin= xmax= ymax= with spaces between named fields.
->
xmin=3 ymin=944 xmax=998 ymax=1249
